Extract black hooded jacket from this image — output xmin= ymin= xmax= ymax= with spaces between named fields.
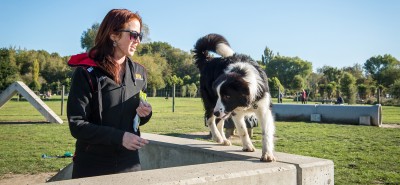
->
xmin=67 ymin=53 xmax=152 ymax=168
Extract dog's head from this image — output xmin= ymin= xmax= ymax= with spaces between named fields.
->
xmin=212 ymin=73 xmax=251 ymax=119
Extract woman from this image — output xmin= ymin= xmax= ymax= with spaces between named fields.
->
xmin=67 ymin=9 xmax=152 ymax=179
xmin=301 ymin=89 xmax=307 ymax=104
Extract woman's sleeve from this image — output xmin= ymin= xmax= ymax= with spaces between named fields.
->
xmin=67 ymin=67 xmax=124 ymax=145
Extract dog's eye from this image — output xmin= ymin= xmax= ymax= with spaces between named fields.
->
xmin=224 ymin=95 xmax=231 ymax=99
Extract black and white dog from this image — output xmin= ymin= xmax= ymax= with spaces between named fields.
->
xmin=193 ymin=34 xmax=276 ymax=162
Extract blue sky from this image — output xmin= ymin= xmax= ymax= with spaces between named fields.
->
xmin=1 ymin=0 xmax=399 ymax=72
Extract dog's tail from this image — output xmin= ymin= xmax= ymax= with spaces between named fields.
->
xmin=193 ymin=33 xmax=234 ymax=69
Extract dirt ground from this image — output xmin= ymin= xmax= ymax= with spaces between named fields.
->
xmin=381 ymin=123 xmax=400 ymax=128
xmin=0 ymin=173 xmax=56 ymax=185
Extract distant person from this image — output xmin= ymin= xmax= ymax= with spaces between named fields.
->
xmin=67 ymin=9 xmax=152 ymax=179
xmin=301 ymin=89 xmax=307 ymax=104
xmin=278 ymin=92 xmax=283 ymax=103
xmin=336 ymin=96 xmax=344 ymax=105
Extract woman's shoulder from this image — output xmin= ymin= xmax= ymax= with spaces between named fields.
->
xmin=128 ymin=58 xmax=147 ymax=71
xmin=72 ymin=66 xmax=87 ymax=76
xmin=72 ymin=66 xmax=104 ymax=81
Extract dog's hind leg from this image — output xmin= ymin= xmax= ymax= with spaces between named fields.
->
xmin=206 ymin=116 xmax=224 ymax=144
xmin=258 ymin=106 xmax=276 ymax=162
xmin=232 ymin=115 xmax=255 ymax=152
xmin=216 ymin=119 xmax=231 ymax=146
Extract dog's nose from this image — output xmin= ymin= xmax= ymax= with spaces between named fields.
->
xmin=213 ymin=111 xmax=220 ymax=117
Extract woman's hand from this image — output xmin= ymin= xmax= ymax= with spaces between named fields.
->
xmin=122 ymin=132 xmax=149 ymax=150
xmin=136 ymin=100 xmax=152 ymax=117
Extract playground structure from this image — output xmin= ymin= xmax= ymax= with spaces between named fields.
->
xmin=272 ymin=104 xmax=382 ymax=126
xmin=0 ymin=81 xmax=63 ymax=124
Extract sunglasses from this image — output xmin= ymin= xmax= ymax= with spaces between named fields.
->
xmin=117 ymin=30 xmax=143 ymax=41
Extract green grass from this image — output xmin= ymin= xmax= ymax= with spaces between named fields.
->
xmin=254 ymin=123 xmax=400 ymax=184
xmin=381 ymin=105 xmax=400 ymax=124
xmin=0 ymin=97 xmax=399 ymax=184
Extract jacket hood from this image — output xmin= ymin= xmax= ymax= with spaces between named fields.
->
xmin=68 ymin=53 xmax=97 ymax=67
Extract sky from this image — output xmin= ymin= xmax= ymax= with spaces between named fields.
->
xmin=1 ymin=0 xmax=399 ymax=72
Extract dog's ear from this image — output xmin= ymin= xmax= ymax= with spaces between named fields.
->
xmin=227 ymin=74 xmax=249 ymax=94
xmin=226 ymin=76 xmax=251 ymax=106
xmin=238 ymin=86 xmax=251 ymax=106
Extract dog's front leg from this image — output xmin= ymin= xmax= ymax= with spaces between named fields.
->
xmin=216 ymin=119 xmax=231 ymax=146
xmin=232 ymin=116 xmax=255 ymax=152
xmin=258 ymin=109 xmax=276 ymax=162
xmin=207 ymin=116 xmax=224 ymax=144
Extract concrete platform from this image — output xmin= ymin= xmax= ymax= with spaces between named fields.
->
xmin=44 ymin=133 xmax=334 ymax=185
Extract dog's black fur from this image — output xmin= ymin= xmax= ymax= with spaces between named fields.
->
xmin=193 ymin=33 xmax=276 ymax=162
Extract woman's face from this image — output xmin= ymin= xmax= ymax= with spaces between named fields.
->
xmin=112 ymin=19 xmax=141 ymax=58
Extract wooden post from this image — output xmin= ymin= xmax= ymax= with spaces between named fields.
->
xmin=172 ymin=84 xmax=176 ymax=112
xmin=61 ymin=85 xmax=65 ymax=115
xmin=377 ymin=88 xmax=381 ymax=104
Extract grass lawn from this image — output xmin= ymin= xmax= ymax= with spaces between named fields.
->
xmin=0 ymin=97 xmax=399 ymax=184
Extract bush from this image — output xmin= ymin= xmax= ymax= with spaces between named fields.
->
xmin=366 ymin=99 xmax=374 ymax=104
xmin=380 ymin=98 xmax=400 ymax=106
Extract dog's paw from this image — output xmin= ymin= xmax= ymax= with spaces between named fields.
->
xmin=212 ymin=136 xmax=223 ymax=143
xmin=222 ymin=139 xmax=231 ymax=146
xmin=260 ymin=155 xmax=276 ymax=162
xmin=242 ymin=146 xmax=255 ymax=152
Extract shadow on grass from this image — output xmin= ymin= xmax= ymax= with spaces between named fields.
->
xmin=10 ymin=99 xmax=65 ymax=102
xmin=165 ymin=132 xmax=211 ymax=140
xmin=0 ymin=121 xmax=50 ymax=125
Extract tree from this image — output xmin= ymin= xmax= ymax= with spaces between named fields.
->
xmin=292 ymin=75 xmax=304 ymax=92
xmin=317 ymin=66 xmax=343 ymax=83
xmin=29 ymin=59 xmax=41 ymax=91
xmin=41 ymin=52 xmax=71 ymax=85
xmin=318 ymin=84 xmax=326 ymax=99
xmin=136 ymin=42 xmax=195 ymax=85
xmin=182 ymin=75 xmax=191 ymax=85
xmin=389 ymin=80 xmax=400 ymax=99
xmin=133 ymin=54 xmax=168 ymax=97
xmin=306 ymin=73 xmax=323 ymax=99
xmin=262 ymin=46 xmax=274 ymax=65
xmin=340 ymin=72 xmax=356 ymax=104
xmin=50 ymin=81 xmax=62 ymax=95
xmin=181 ymin=85 xmax=188 ymax=97
xmin=326 ymin=82 xmax=337 ymax=99
xmin=15 ymin=49 xmax=36 ymax=75
xmin=0 ymin=48 xmax=19 ymax=90
xmin=363 ymin=54 xmax=400 ymax=88
xmin=187 ymin=83 xmax=198 ymax=98
xmin=166 ymin=75 xmax=184 ymax=97
xmin=357 ymin=84 xmax=368 ymax=100
xmin=380 ymin=65 xmax=400 ymax=88
xmin=342 ymin=64 xmax=364 ymax=84
xmin=268 ymin=77 xmax=284 ymax=98
xmin=166 ymin=75 xmax=183 ymax=87
xmin=369 ymin=85 xmax=377 ymax=97
xmin=63 ymin=77 xmax=72 ymax=94
xmin=81 ymin=23 xmax=100 ymax=52
xmin=140 ymin=24 xmax=151 ymax=43
xmin=265 ymin=56 xmax=312 ymax=90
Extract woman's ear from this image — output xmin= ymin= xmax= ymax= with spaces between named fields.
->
xmin=110 ymin=33 xmax=118 ymax=42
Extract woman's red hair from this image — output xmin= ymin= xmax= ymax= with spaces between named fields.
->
xmin=89 ymin=9 xmax=142 ymax=84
